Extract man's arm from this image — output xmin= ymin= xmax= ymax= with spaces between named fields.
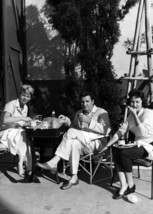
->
xmin=89 ymin=110 xmax=111 ymax=135
xmin=58 ymin=115 xmax=71 ymax=127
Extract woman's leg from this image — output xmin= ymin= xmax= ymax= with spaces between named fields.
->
xmin=17 ymin=131 xmax=30 ymax=176
xmin=125 ymin=172 xmax=134 ymax=188
xmin=117 ymin=171 xmax=128 ymax=195
xmin=18 ymin=155 xmax=25 ymax=176
xmin=114 ymin=146 xmax=148 ymax=193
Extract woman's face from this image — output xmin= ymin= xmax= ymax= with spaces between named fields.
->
xmin=130 ymin=96 xmax=143 ymax=113
xmin=19 ymin=92 xmax=31 ymax=106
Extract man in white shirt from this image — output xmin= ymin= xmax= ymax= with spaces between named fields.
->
xmin=36 ymin=90 xmax=111 ymax=189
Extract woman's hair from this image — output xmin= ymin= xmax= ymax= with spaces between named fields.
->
xmin=127 ymin=89 xmax=147 ymax=107
xmin=20 ymin=84 xmax=34 ymax=97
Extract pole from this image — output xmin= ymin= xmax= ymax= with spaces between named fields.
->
xmin=145 ymin=0 xmax=153 ymax=102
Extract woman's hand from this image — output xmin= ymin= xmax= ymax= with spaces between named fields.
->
xmin=23 ymin=117 xmax=33 ymax=122
xmin=127 ymin=106 xmax=137 ymax=115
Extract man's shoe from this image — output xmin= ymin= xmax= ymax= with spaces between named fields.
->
xmin=124 ymin=184 xmax=136 ymax=195
xmin=36 ymin=162 xmax=57 ymax=174
xmin=60 ymin=179 xmax=79 ymax=190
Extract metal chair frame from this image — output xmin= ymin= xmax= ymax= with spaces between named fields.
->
xmin=0 ymin=143 xmax=17 ymax=172
xmin=79 ymin=147 xmax=113 ymax=184
xmin=133 ymin=158 xmax=153 ymax=199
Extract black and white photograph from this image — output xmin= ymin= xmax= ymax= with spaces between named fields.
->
xmin=0 ymin=0 xmax=153 ymax=213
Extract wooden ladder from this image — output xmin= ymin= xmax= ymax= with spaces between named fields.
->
xmin=123 ymin=0 xmax=153 ymax=121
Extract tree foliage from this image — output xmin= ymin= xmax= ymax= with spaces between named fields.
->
xmin=41 ymin=0 xmax=139 ymax=121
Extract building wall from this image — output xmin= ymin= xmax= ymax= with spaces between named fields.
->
xmin=1 ymin=0 xmax=25 ymax=106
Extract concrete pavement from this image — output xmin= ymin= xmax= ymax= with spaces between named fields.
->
xmin=0 ymin=154 xmax=153 ymax=214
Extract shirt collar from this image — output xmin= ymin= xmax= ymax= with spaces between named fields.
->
xmin=91 ymin=105 xmax=97 ymax=113
xmin=82 ymin=105 xmax=97 ymax=115
xmin=137 ymin=108 xmax=144 ymax=117
xmin=16 ymin=99 xmax=27 ymax=112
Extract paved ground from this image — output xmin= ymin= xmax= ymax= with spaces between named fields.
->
xmin=0 ymin=153 xmax=153 ymax=214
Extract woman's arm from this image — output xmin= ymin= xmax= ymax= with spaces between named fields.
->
xmin=101 ymin=133 xmax=121 ymax=153
xmin=2 ymin=112 xmax=32 ymax=124
xmin=127 ymin=106 xmax=141 ymax=126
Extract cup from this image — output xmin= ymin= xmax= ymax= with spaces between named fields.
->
xmin=118 ymin=140 xmax=125 ymax=146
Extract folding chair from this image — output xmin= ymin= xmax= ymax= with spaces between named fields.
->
xmin=0 ymin=132 xmax=17 ymax=173
xmin=133 ymin=158 xmax=153 ymax=200
xmin=0 ymin=143 xmax=9 ymax=154
xmin=0 ymin=142 xmax=17 ymax=165
xmin=79 ymin=136 xmax=113 ymax=184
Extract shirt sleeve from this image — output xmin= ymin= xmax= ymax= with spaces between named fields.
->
xmin=89 ymin=110 xmax=111 ymax=135
xmin=134 ymin=110 xmax=153 ymax=136
xmin=3 ymin=101 xmax=15 ymax=116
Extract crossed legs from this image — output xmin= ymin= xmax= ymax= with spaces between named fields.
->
xmin=36 ymin=128 xmax=98 ymax=187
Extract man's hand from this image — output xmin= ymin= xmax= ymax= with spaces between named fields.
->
xmin=78 ymin=113 xmax=91 ymax=124
xmin=58 ymin=115 xmax=71 ymax=126
xmin=58 ymin=115 xmax=67 ymax=123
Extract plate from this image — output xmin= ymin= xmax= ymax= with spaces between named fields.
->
xmin=25 ymin=126 xmax=34 ymax=129
xmin=114 ymin=143 xmax=137 ymax=149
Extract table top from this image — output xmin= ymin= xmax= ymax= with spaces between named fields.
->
xmin=26 ymin=126 xmax=65 ymax=138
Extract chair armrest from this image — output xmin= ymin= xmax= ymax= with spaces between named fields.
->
xmin=0 ymin=143 xmax=8 ymax=152
xmin=133 ymin=158 xmax=152 ymax=167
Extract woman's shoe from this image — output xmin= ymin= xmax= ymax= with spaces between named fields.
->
xmin=124 ymin=184 xmax=136 ymax=195
xmin=35 ymin=162 xmax=57 ymax=174
xmin=113 ymin=193 xmax=124 ymax=199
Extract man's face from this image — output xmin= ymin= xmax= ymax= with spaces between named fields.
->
xmin=81 ymin=95 xmax=94 ymax=113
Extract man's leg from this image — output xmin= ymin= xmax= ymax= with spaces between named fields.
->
xmin=36 ymin=128 xmax=85 ymax=172
xmin=69 ymin=139 xmax=83 ymax=183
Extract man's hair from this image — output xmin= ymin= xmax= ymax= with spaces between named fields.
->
xmin=127 ymin=89 xmax=147 ymax=107
xmin=79 ymin=90 xmax=94 ymax=100
xmin=20 ymin=84 xmax=34 ymax=97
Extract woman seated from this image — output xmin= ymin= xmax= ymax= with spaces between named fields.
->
xmin=0 ymin=84 xmax=34 ymax=177
xmin=102 ymin=89 xmax=153 ymax=199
